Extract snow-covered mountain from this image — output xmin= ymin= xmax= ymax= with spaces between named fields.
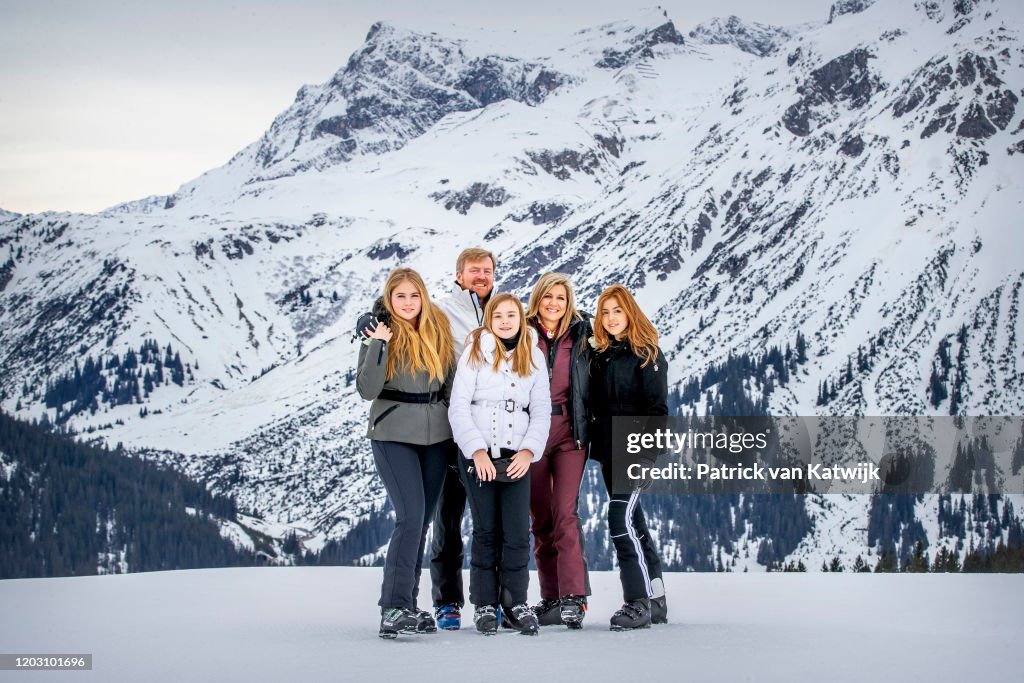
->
xmin=1 ymin=0 xmax=1022 ymax=567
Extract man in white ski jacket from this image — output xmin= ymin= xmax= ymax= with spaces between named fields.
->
xmin=428 ymin=248 xmax=496 ymax=627
xmin=435 ymin=249 xmax=495 ymax=355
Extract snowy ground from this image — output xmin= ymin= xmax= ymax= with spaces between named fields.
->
xmin=1 ymin=567 xmax=1020 ymax=682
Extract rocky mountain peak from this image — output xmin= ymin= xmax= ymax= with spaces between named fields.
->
xmin=829 ymin=0 xmax=876 ymax=23
xmin=233 ymin=20 xmax=575 ymax=184
xmin=688 ymin=15 xmax=792 ymax=57
xmin=594 ymin=17 xmax=685 ymax=68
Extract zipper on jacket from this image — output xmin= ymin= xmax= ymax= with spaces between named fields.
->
xmin=568 ymin=323 xmax=582 ymax=439
xmin=471 ymin=291 xmax=483 ymax=325
xmin=551 ymin=320 xmax=584 ymax=444
xmin=376 ymin=340 xmax=386 ymax=365
xmin=545 ymin=332 xmax=560 ymax=382
xmin=372 ymin=404 xmax=399 ymax=428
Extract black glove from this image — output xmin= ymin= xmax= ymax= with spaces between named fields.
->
xmin=353 ymin=297 xmax=391 ymax=343
xmin=355 ymin=311 xmax=377 ymax=342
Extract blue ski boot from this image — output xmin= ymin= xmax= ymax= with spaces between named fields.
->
xmin=434 ymin=603 xmax=461 ymax=631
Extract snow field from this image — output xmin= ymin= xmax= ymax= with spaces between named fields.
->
xmin=0 ymin=566 xmax=1020 ymax=682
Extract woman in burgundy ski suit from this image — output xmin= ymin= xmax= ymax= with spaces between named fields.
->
xmin=525 ymin=272 xmax=592 ymax=628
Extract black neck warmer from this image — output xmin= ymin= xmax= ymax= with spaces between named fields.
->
xmin=499 ymin=332 xmax=520 ymax=352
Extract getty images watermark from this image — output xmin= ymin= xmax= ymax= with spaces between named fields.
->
xmin=608 ymin=416 xmax=1024 ymax=495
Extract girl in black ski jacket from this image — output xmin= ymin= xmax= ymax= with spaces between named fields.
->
xmin=589 ymin=284 xmax=668 ymax=631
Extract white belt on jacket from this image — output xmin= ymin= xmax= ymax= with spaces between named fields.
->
xmin=471 ymin=399 xmax=528 ymax=458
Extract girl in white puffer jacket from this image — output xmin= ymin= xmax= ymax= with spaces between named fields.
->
xmin=448 ymin=293 xmax=551 ymax=635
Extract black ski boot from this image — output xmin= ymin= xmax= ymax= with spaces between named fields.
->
xmin=474 ymin=605 xmax=498 ymax=635
xmin=497 ymin=604 xmax=517 ymax=630
xmin=533 ymin=598 xmax=562 ymax=626
xmin=559 ymin=595 xmax=587 ymax=630
xmin=415 ymin=608 xmax=437 ymax=633
xmin=379 ymin=607 xmax=419 ymax=639
xmin=609 ymin=599 xmax=651 ymax=631
xmin=504 ymin=603 xmax=539 ymax=635
xmin=651 ymin=596 xmax=668 ymax=624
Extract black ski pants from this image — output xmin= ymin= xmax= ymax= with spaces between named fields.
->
xmin=458 ymin=453 xmax=532 ymax=607
xmin=429 ymin=442 xmax=466 ymax=607
xmin=600 ymin=456 xmax=664 ymax=602
xmin=371 ymin=439 xmax=449 ymax=610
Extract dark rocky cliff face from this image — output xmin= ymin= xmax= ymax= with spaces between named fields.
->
xmin=784 ymin=49 xmax=885 ymax=136
xmin=688 ymin=16 xmax=791 ymax=57
xmin=829 ymin=0 xmax=876 ymax=23
xmin=596 ymin=21 xmax=685 ymax=68
xmin=890 ymin=49 xmax=1017 ymax=141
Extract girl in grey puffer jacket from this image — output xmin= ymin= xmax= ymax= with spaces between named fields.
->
xmin=448 ymin=293 xmax=550 ymax=635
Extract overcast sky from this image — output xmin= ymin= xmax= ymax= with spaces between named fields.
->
xmin=0 ymin=0 xmax=833 ymax=214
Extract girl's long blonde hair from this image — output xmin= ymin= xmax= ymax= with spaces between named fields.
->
xmin=526 ymin=272 xmax=582 ymax=340
xmin=593 ymin=284 xmax=660 ymax=367
xmin=467 ymin=293 xmax=537 ymax=377
xmin=382 ymin=268 xmax=454 ymax=383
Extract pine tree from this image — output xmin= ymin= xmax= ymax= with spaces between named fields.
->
xmin=938 ymin=338 xmax=952 ymax=371
xmin=933 ymin=546 xmax=962 ymax=573
xmin=929 ymin=366 xmax=948 ymax=407
xmin=949 ymin=327 xmax=968 ymax=416
xmin=904 ymin=541 xmax=929 ymax=572
xmin=962 ymin=546 xmax=985 ymax=572
xmin=874 ymin=547 xmax=897 ymax=572
xmin=170 ymin=353 xmax=185 ymax=386
xmin=282 ymin=531 xmax=300 ymax=555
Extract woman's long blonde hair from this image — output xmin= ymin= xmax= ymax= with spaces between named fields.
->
xmin=467 ymin=293 xmax=537 ymax=377
xmin=382 ymin=268 xmax=454 ymax=383
xmin=526 ymin=272 xmax=582 ymax=340
xmin=593 ymin=284 xmax=660 ymax=367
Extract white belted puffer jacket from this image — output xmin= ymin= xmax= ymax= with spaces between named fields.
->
xmin=448 ymin=329 xmax=551 ymax=462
